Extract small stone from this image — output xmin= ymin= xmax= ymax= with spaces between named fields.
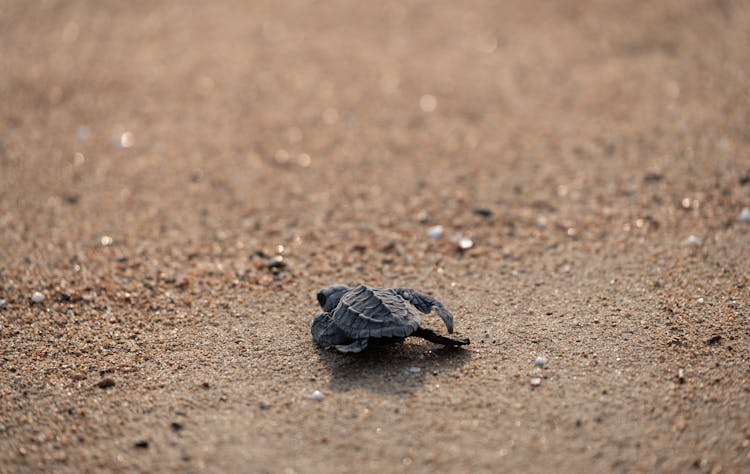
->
xmin=536 ymin=215 xmax=548 ymax=228
xmin=456 ymin=237 xmax=474 ymax=251
xmin=472 ymin=207 xmax=493 ymax=218
xmin=643 ymin=172 xmax=664 ymax=183
xmin=706 ymin=335 xmax=722 ymax=345
xmin=266 ymin=255 xmax=285 ymax=269
xmin=534 ymin=357 xmax=549 ymax=368
xmin=685 ymin=235 xmax=701 ymax=246
xmin=426 ymin=225 xmax=444 ymax=239
xmin=677 ymin=369 xmax=686 ymax=384
xmin=96 ymin=378 xmax=116 ymax=389
xmin=31 ymin=292 xmax=45 ymax=304
xmin=406 ymin=367 xmax=421 ymax=374
xmin=738 ymin=208 xmax=750 ymax=223
xmin=119 ymin=131 xmax=134 ymax=148
xmin=100 ymin=235 xmax=113 ymax=246
xmin=0 ymin=299 xmax=6 ymax=309
xmin=308 ymin=390 xmax=324 ymax=402
xmin=530 ymin=377 xmax=542 ymax=387
xmin=170 ymin=422 xmax=183 ymax=432
xmin=258 ymin=402 xmax=271 ymax=410
xmin=134 ymin=440 xmax=149 ymax=449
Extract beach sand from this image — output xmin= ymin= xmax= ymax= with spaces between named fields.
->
xmin=1 ymin=1 xmax=749 ymax=472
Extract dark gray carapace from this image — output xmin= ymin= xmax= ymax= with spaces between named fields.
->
xmin=311 ymin=285 xmax=470 ymax=353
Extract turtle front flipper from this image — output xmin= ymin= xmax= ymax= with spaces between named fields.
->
xmin=395 ymin=288 xmax=455 ymax=333
xmin=334 ymin=338 xmax=369 ymax=353
xmin=312 ymin=313 xmax=351 ymax=347
xmin=413 ymin=327 xmax=469 ymax=346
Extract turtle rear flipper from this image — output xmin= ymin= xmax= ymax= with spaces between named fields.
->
xmin=413 ymin=327 xmax=469 ymax=346
xmin=395 ymin=288 xmax=455 ymax=333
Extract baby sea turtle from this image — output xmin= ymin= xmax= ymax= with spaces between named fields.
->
xmin=311 ymin=285 xmax=470 ymax=353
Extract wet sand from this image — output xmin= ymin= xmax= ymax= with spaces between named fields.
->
xmin=1 ymin=1 xmax=749 ymax=472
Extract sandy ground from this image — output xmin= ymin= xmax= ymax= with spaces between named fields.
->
xmin=1 ymin=0 xmax=750 ymax=472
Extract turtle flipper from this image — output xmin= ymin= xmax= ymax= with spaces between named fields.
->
xmin=312 ymin=313 xmax=351 ymax=347
xmin=334 ymin=338 xmax=369 ymax=353
xmin=413 ymin=327 xmax=469 ymax=346
xmin=395 ymin=288 xmax=455 ymax=333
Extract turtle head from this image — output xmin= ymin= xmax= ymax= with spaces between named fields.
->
xmin=316 ymin=285 xmax=350 ymax=312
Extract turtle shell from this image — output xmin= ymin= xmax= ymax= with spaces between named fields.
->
xmin=332 ymin=285 xmax=420 ymax=339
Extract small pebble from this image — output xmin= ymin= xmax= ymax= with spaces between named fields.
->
xmin=406 ymin=367 xmax=421 ymax=374
xmin=0 ymin=299 xmax=6 ymax=309
xmin=456 ymin=237 xmax=474 ymax=251
xmin=685 ymin=235 xmax=701 ymax=246
xmin=738 ymin=208 xmax=750 ymax=223
xmin=308 ymin=390 xmax=324 ymax=402
xmin=534 ymin=357 xmax=549 ymax=368
xmin=677 ymin=369 xmax=685 ymax=384
xmin=472 ymin=207 xmax=493 ymax=218
xmin=426 ymin=225 xmax=444 ymax=239
xmin=96 ymin=378 xmax=116 ymax=389
xmin=31 ymin=292 xmax=45 ymax=304
xmin=170 ymin=422 xmax=183 ymax=432
xmin=266 ymin=255 xmax=285 ymax=269
xmin=134 ymin=440 xmax=149 ymax=449
xmin=530 ymin=377 xmax=542 ymax=387
xmin=536 ymin=215 xmax=548 ymax=228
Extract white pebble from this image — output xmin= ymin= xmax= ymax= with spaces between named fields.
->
xmin=530 ymin=377 xmax=542 ymax=387
xmin=406 ymin=367 xmax=421 ymax=374
xmin=534 ymin=357 xmax=549 ymax=368
xmin=685 ymin=235 xmax=701 ymax=246
xmin=308 ymin=390 xmax=324 ymax=402
xmin=426 ymin=225 xmax=444 ymax=239
xmin=738 ymin=208 xmax=750 ymax=223
xmin=31 ymin=292 xmax=45 ymax=303
xmin=456 ymin=236 xmax=474 ymax=250
xmin=0 ymin=299 xmax=6 ymax=309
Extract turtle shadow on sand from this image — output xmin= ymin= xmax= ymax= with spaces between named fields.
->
xmin=315 ymin=341 xmax=472 ymax=396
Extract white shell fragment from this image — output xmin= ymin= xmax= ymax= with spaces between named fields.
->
xmin=456 ymin=236 xmax=474 ymax=250
xmin=31 ymin=292 xmax=45 ymax=304
xmin=308 ymin=390 xmax=324 ymax=402
xmin=426 ymin=225 xmax=444 ymax=239
xmin=534 ymin=357 xmax=549 ymax=368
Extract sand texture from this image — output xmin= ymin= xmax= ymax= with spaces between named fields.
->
xmin=1 ymin=1 xmax=750 ymax=472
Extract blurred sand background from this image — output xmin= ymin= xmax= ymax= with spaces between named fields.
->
xmin=1 ymin=0 xmax=750 ymax=472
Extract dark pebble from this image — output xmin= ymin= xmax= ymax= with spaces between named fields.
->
xmin=706 ymin=335 xmax=722 ymax=345
xmin=472 ymin=207 xmax=493 ymax=218
xmin=134 ymin=440 xmax=149 ymax=449
xmin=171 ymin=422 xmax=183 ymax=432
xmin=259 ymin=402 xmax=271 ymax=410
xmin=643 ymin=172 xmax=664 ymax=183
xmin=96 ymin=378 xmax=116 ymax=389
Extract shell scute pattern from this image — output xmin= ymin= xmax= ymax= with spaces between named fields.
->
xmin=333 ymin=285 xmax=419 ymax=339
